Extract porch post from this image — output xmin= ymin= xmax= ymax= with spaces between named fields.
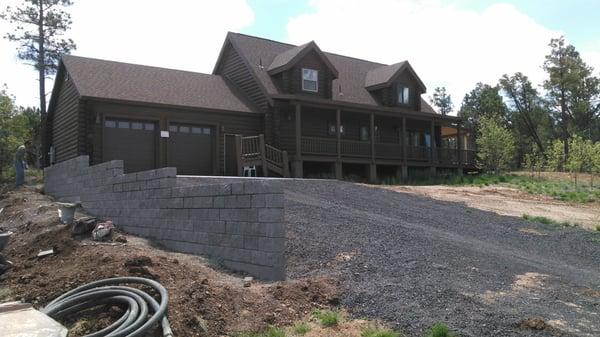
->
xmin=369 ymin=112 xmax=377 ymax=183
xmin=401 ymin=116 xmax=408 ymax=181
xmin=430 ymin=118 xmax=437 ymax=176
xmin=335 ymin=108 xmax=342 ymax=179
xmin=293 ymin=103 xmax=303 ymax=178
xmin=235 ymin=135 xmax=243 ymax=176
xmin=457 ymin=122 xmax=463 ymax=176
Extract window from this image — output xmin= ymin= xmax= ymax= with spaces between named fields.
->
xmin=131 ymin=122 xmax=143 ymax=130
xmin=360 ymin=126 xmax=369 ymax=141
xmin=179 ymin=126 xmax=190 ymax=133
xmin=397 ymin=85 xmax=410 ymax=105
xmin=117 ymin=121 xmax=130 ymax=129
xmin=192 ymin=127 xmax=203 ymax=134
xmin=144 ymin=123 xmax=155 ymax=131
xmin=169 ymin=125 xmax=178 ymax=133
xmin=104 ymin=120 xmax=116 ymax=128
xmin=302 ymin=68 xmax=318 ymax=92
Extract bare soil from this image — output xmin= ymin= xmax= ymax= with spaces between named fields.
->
xmin=381 ymin=185 xmax=600 ymax=230
xmin=0 ymin=186 xmax=338 ymax=337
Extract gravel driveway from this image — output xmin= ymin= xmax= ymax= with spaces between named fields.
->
xmin=284 ymin=180 xmax=600 ymax=337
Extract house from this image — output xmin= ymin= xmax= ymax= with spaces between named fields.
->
xmin=45 ymin=32 xmax=476 ymax=182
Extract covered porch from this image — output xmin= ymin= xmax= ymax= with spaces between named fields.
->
xmin=274 ymin=101 xmax=476 ymax=181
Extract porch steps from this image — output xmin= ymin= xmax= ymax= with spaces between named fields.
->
xmin=237 ymin=134 xmax=290 ymax=177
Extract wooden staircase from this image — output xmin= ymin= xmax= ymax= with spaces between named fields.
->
xmin=236 ymin=134 xmax=290 ymax=177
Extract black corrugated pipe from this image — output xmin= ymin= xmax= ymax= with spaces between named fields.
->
xmin=42 ymin=277 xmax=173 ymax=337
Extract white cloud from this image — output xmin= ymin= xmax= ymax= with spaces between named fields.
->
xmin=0 ymin=0 xmax=254 ymax=107
xmin=285 ymin=0 xmax=600 ymax=113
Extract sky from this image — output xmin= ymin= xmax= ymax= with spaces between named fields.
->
xmin=1 ymin=0 xmax=599 ymax=114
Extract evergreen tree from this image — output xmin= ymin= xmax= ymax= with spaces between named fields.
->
xmin=430 ymin=87 xmax=453 ymax=115
xmin=458 ymin=83 xmax=508 ymax=130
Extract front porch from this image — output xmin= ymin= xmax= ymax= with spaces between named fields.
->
xmin=275 ymin=102 xmax=476 ymax=181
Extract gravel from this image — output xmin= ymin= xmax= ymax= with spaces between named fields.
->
xmin=284 ymin=180 xmax=600 ymax=337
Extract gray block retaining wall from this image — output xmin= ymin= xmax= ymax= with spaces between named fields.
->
xmin=44 ymin=156 xmax=286 ymax=280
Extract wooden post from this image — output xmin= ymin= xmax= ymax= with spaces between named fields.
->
xmin=335 ymin=108 xmax=342 ymax=180
xmin=402 ymin=116 xmax=408 ymax=182
xmin=457 ymin=122 xmax=463 ymax=176
xmin=235 ymin=135 xmax=243 ymax=176
xmin=294 ymin=104 xmax=303 ymax=178
xmin=369 ymin=112 xmax=377 ymax=183
xmin=282 ymin=150 xmax=290 ymax=177
xmin=259 ymin=134 xmax=268 ymax=177
xmin=430 ymin=119 xmax=436 ymax=161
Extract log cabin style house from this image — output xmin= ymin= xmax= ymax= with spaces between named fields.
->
xmin=45 ymin=32 xmax=476 ymax=182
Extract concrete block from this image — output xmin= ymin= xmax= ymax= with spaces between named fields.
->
xmin=258 ymin=237 xmax=285 ymax=252
xmin=193 ymin=220 xmax=225 ymax=233
xmin=251 ymin=194 xmax=266 ymax=208
xmin=221 ymin=260 xmax=285 ymax=281
xmin=243 ymin=180 xmax=283 ymax=194
xmin=264 ymin=194 xmax=284 ymax=208
xmin=189 ymin=209 xmax=220 ymax=221
xmin=219 ymin=209 xmax=258 ymax=222
xmin=243 ymin=236 xmax=260 ymax=250
xmin=258 ymin=208 xmax=284 ymax=222
xmin=183 ymin=196 xmax=213 ymax=208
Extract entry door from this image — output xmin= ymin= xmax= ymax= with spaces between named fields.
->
xmin=224 ymin=134 xmax=239 ymax=176
xmin=167 ymin=123 xmax=214 ymax=175
xmin=103 ymin=118 xmax=157 ymax=173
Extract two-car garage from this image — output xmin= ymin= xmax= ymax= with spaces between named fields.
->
xmin=103 ymin=118 xmax=214 ymax=175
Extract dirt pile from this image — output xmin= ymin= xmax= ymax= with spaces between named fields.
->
xmin=0 ymin=186 xmax=338 ymax=336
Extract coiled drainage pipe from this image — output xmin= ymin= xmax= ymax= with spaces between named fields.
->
xmin=42 ymin=277 xmax=173 ymax=337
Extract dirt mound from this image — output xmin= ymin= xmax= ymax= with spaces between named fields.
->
xmin=0 ymin=186 xmax=338 ymax=337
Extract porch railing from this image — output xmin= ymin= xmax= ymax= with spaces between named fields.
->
xmin=238 ymin=134 xmax=289 ymax=177
xmin=375 ymin=142 xmax=403 ymax=160
xmin=301 ymin=136 xmax=337 ymax=156
xmin=341 ymin=139 xmax=371 ymax=158
xmin=406 ymin=146 xmax=430 ymax=161
xmin=438 ymin=147 xmax=459 ymax=165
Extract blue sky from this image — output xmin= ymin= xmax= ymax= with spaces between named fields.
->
xmin=245 ymin=0 xmax=600 ymax=50
xmin=1 ymin=0 xmax=599 ymax=111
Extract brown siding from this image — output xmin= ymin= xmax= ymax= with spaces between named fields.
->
xmin=51 ymin=75 xmax=82 ymax=163
xmin=90 ymin=101 xmax=262 ymax=175
xmin=285 ymin=50 xmax=333 ymax=99
xmin=216 ymin=42 xmax=269 ymax=112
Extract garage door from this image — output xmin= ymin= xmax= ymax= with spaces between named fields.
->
xmin=168 ymin=123 xmax=214 ymax=175
xmin=103 ymin=119 xmax=157 ymax=173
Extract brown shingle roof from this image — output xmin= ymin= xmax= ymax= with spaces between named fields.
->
xmin=365 ymin=61 xmax=426 ymax=91
xmin=267 ymin=42 xmax=311 ymax=73
xmin=227 ymin=32 xmax=433 ymax=114
xmin=267 ymin=41 xmax=339 ymax=77
xmin=61 ymin=55 xmax=254 ymax=113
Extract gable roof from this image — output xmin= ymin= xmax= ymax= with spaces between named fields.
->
xmin=267 ymin=41 xmax=339 ymax=78
xmin=365 ymin=61 xmax=426 ymax=91
xmin=57 ymin=55 xmax=255 ymax=113
xmin=225 ymin=32 xmax=432 ymax=113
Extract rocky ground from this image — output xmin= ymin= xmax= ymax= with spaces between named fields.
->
xmin=0 ymin=185 xmax=338 ymax=337
xmin=284 ymin=180 xmax=600 ymax=337
xmin=383 ymin=184 xmax=600 ymax=230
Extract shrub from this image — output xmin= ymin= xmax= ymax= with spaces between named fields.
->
xmin=362 ymin=327 xmax=402 ymax=337
xmin=263 ymin=327 xmax=286 ymax=337
xmin=424 ymin=322 xmax=455 ymax=337
xmin=311 ymin=309 xmax=340 ymax=327
xmin=293 ymin=323 xmax=311 ymax=335
xmin=476 ymin=116 xmax=516 ymax=174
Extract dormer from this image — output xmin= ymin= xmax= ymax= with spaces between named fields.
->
xmin=268 ymin=41 xmax=338 ymax=99
xmin=365 ymin=61 xmax=426 ymax=111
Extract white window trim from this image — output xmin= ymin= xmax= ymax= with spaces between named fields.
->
xmin=398 ymin=85 xmax=410 ymax=105
xmin=302 ymin=68 xmax=319 ymax=92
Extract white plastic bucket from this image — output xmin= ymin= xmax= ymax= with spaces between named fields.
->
xmin=57 ymin=203 xmax=77 ymax=224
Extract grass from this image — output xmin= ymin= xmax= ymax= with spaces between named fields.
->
xmin=595 ymin=225 xmax=600 ymax=232
xmin=522 ymin=214 xmax=578 ymax=228
xmin=292 ymin=323 xmax=311 ymax=335
xmin=380 ymin=172 xmax=600 ymax=204
xmin=361 ymin=327 xmax=402 ymax=337
xmin=424 ymin=322 xmax=456 ymax=337
xmin=311 ymin=309 xmax=340 ymax=327
xmin=231 ymin=327 xmax=286 ymax=337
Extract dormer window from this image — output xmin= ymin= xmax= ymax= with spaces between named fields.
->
xmin=302 ymin=68 xmax=318 ymax=92
xmin=398 ymin=85 xmax=410 ymax=105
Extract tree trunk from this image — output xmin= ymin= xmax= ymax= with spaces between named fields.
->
xmin=38 ymin=2 xmax=48 ymax=167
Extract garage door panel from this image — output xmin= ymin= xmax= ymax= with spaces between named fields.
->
xmin=168 ymin=123 xmax=214 ymax=175
xmin=104 ymin=119 xmax=156 ymax=173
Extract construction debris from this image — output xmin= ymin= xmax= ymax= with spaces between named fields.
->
xmin=37 ymin=249 xmax=55 ymax=258
xmin=243 ymin=276 xmax=254 ymax=287
xmin=0 ymin=302 xmax=68 ymax=337
xmin=91 ymin=221 xmax=114 ymax=241
xmin=71 ymin=217 xmax=97 ymax=235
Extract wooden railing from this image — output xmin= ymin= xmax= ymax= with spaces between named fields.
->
xmin=375 ymin=142 xmax=403 ymax=160
xmin=296 ymin=137 xmax=474 ymax=167
xmin=301 ymin=136 xmax=337 ymax=156
xmin=237 ymin=134 xmax=289 ymax=177
xmin=341 ymin=139 xmax=371 ymax=158
xmin=406 ymin=146 xmax=430 ymax=161
xmin=438 ymin=147 xmax=459 ymax=165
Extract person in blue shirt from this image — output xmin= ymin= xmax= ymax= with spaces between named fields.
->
xmin=14 ymin=141 xmax=30 ymax=187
